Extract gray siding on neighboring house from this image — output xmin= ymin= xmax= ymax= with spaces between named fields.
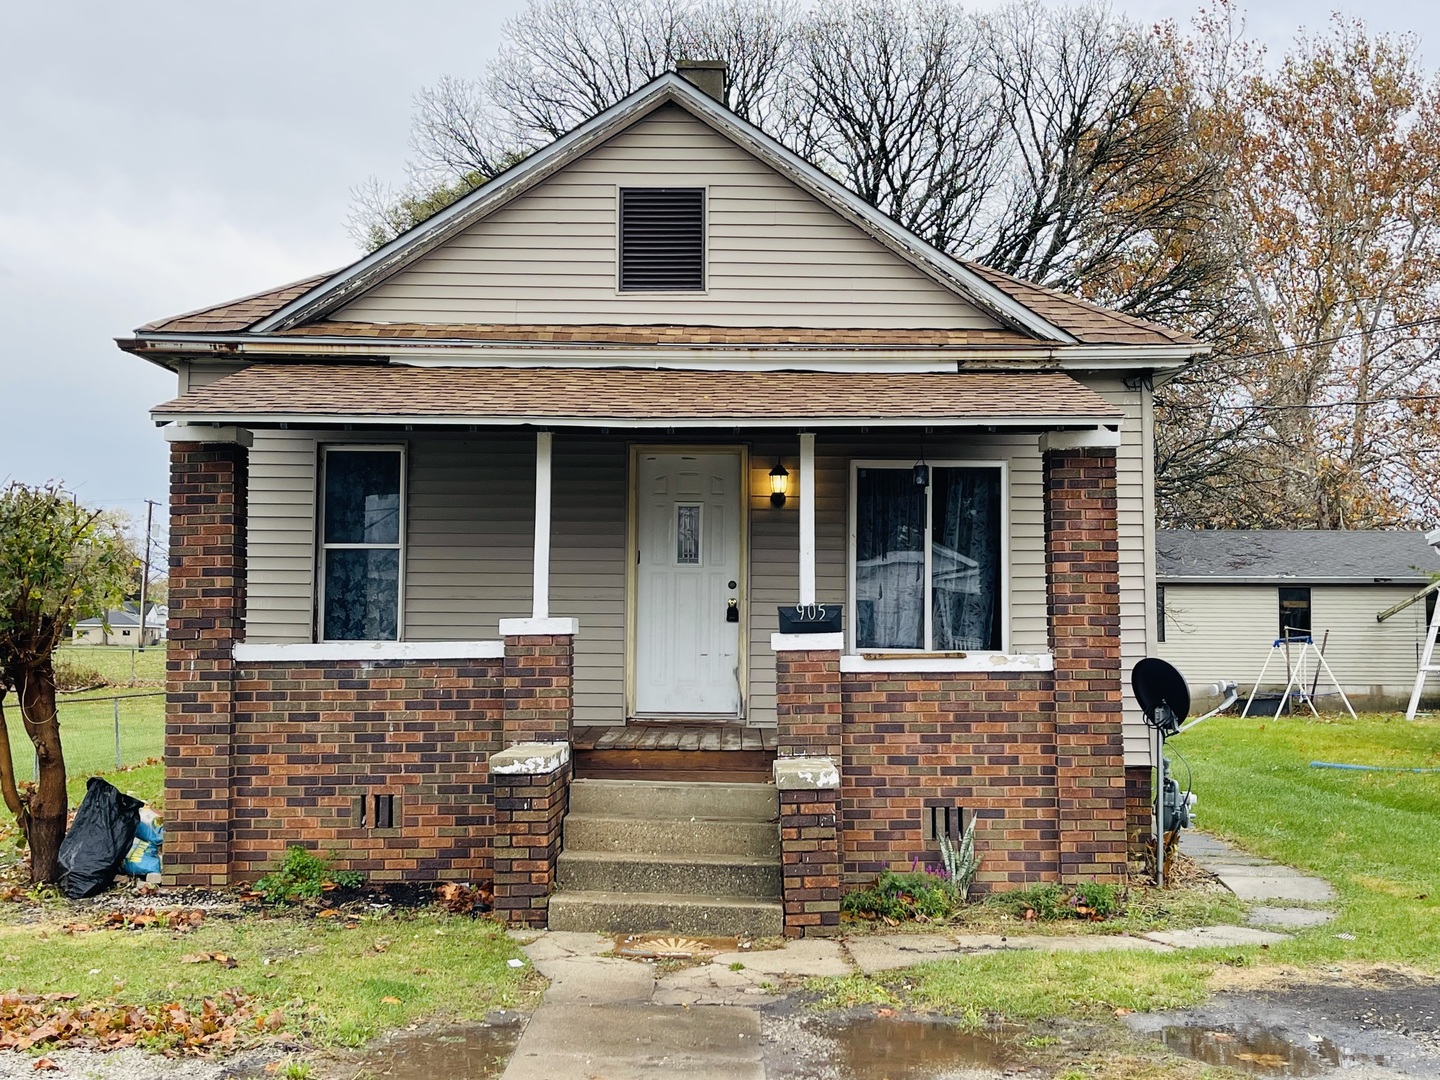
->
xmin=1158 ymin=582 xmax=1431 ymax=700
xmin=334 ymin=104 xmax=996 ymax=330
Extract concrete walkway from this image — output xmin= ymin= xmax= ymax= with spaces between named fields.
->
xmin=498 ymin=834 xmax=1339 ymax=1076
xmin=1180 ymin=830 xmax=1338 ymax=931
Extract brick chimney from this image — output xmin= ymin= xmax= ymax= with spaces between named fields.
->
xmin=677 ymin=59 xmax=727 ymax=103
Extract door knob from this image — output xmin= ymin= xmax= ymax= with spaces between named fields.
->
xmin=726 ymin=598 xmax=739 ymax=623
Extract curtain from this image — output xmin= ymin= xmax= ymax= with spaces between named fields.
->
xmin=324 ymin=549 xmax=400 ymax=640
xmin=855 ymin=468 xmax=926 ymax=648
xmin=931 ymin=467 xmax=1001 ymax=650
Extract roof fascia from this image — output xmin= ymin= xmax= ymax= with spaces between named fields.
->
xmin=251 ymin=73 xmax=1077 ymax=343
xmin=152 ymin=411 xmax=1122 ymax=429
xmin=121 ymin=335 xmax=1200 ymax=371
xmin=1158 ymin=574 xmax=1431 ymax=585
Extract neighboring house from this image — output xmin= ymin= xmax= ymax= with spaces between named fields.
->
xmin=1156 ymin=530 xmax=1439 ymax=706
xmin=72 ymin=602 xmax=166 ymax=647
xmin=117 ymin=68 xmax=1206 ymax=934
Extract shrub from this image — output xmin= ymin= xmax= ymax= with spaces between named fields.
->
xmin=52 ymin=657 xmax=106 ymax=691
xmin=842 ymin=870 xmax=962 ymax=921
xmin=255 ymin=846 xmax=363 ymax=904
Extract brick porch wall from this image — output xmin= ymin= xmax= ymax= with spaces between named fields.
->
xmin=503 ymin=635 xmax=574 ymax=744
xmin=1044 ymin=446 xmax=1127 ymax=885
xmin=840 ymin=671 xmax=1059 ymax=891
xmin=164 ymin=442 xmax=247 ymax=888
xmin=229 ymin=660 xmax=504 ymax=882
xmin=1125 ymin=764 xmax=1154 ymax=861
xmin=775 ymin=648 xmax=842 ymax=758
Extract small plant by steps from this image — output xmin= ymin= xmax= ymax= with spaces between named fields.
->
xmin=255 ymin=846 xmax=363 ymax=905
xmin=842 ymin=816 xmax=979 ymax=922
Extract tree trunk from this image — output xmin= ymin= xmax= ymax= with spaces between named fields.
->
xmin=0 ymin=693 xmax=28 ymax=837
xmin=18 ymin=660 xmax=66 ymax=884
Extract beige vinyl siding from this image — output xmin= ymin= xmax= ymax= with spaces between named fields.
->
xmin=404 ymin=434 xmax=534 ymax=639
xmin=1159 ymin=582 xmax=1431 ymax=700
xmin=552 ymin=438 xmax=628 ymax=724
xmin=1076 ymin=378 xmax=1152 ymax=765
xmin=336 ymin=104 xmax=995 ymax=329
xmin=245 ymin=429 xmax=319 ymax=643
xmin=240 ymin=423 xmax=1151 ymax=728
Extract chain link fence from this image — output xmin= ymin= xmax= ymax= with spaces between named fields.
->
xmin=43 ymin=646 xmax=168 ymax=779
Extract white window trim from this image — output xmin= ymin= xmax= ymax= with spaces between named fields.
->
xmin=318 ymin=443 xmax=407 ymax=643
xmin=846 ymin=458 xmax=1011 ymax=656
xmin=614 ymin=185 xmax=709 ymax=295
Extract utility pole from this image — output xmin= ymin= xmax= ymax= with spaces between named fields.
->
xmin=137 ymin=499 xmax=159 ymax=652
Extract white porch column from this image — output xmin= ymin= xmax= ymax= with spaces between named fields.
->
xmin=799 ymin=432 xmax=816 ymax=605
xmin=532 ymin=431 xmax=552 ymax=620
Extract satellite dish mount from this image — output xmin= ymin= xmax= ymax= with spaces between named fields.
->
xmin=1131 ymin=658 xmax=1196 ymax=889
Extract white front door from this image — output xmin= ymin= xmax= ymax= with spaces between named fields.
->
xmin=634 ymin=451 xmax=743 ymax=716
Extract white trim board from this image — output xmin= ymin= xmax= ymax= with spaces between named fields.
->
xmin=839 ymin=652 xmax=1054 ymax=674
xmin=233 ymin=641 xmax=505 ymax=663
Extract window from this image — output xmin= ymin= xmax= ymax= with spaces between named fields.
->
xmin=851 ymin=463 xmax=1004 ymax=651
xmin=320 ymin=446 xmax=404 ymax=641
xmin=1278 ymin=586 xmax=1311 ymax=641
xmin=619 ymin=188 xmax=704 ymax=290
xmin=1156 ymin=585 xmax=1166 ymax=643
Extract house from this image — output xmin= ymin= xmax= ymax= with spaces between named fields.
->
xmin=1156 ymin=530 xmax=1439 ymax=708
xmin=117 ymin=67 xmax=1206 ymax=935
xmin=72 ymin=602 xmax=166 ymax=647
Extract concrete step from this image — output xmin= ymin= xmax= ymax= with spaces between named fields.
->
xmin=567 ymin=778 xmax=778 ymax=822
xmin=563 ymin=813 xmax=780 ymax=858
xmin=557 ymin=849 xmax=781 ymax=897
xmin=548 ymin=889 xmax=785 ymax=938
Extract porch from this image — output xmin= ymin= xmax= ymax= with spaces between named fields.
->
xmin=158 ymin=363 xmax=1138 ymax=936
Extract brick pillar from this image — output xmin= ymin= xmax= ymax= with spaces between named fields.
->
xmin=774 ymin=634 xmax=843 ymax=758
xmin=490 ymin=743 xmax=570 ymax=927
xmin=774 ymin=757 xmax=842 ymax=938
xmin=1043 ymin=444 xmax=1127 ymax=885
xmin=500 ymin=620 xmax=574 ymax=746
xmin=164 ymin=438 xmax=248 ymax=888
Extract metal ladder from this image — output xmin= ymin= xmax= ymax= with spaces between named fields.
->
xmin=1406 ymin=597 xmax=1440 ymax=720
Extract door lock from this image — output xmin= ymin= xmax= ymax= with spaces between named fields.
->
xmin=726 ymin=598 xmax=740 ymax=623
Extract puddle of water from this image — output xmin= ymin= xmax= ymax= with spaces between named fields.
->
xmin=339 ymin=1018 xmax=523 ymax=1079
xmin=1160 ymin=1023 xmax=1390 ymax=1077
xmin=827 ymin=1016 xmax=1021 ymax=1079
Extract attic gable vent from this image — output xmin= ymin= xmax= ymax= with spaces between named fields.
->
xmin=619 ymin=188 xmax=705 ymax=291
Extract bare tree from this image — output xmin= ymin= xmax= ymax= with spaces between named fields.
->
xmin=786 ymin=1 xmax=1006 ymax=254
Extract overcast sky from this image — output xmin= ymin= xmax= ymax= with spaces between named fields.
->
xmin=1 ymin=0 xmax=1436 ymax=521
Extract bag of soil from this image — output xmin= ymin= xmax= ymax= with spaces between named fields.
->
xmin=58 ymin=778 xmax=144 ymax=899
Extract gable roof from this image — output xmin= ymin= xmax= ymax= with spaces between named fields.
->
xmin=1157 ymin=530 xmax=1440 ymax=585
xmin=126 ymin=72 xmax=1206 ymax=356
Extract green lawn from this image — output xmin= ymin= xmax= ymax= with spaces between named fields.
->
xmin=810 ymin=711 xmax=1439 ymax=1030
xmin=55 ymin=644 xmax=166 ymax=688
xmin=1173 ymin=711 xmax=1440 ymax=967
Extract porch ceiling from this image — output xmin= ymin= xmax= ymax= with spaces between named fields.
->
xmin=152 ymin=363 xmax=1124 ymax=428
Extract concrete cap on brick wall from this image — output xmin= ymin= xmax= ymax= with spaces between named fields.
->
xmin=774 ymin=756 xmax=840 ymax=790
xmin=1039 ymin=427 xmax=1120 ymax=452
xmin=490 ymin=741 xmax=571 ymax=775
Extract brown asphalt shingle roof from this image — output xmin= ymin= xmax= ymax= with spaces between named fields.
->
xmin=138 ymin=274 xmax=334 ymax=333
xmin=135 ymin=268 xmax=1195 ymax=347
xmin=153 ymin=365 xmax=1123 ymax=424
xmin=961 ymin=262 xmax=1198 ymax=346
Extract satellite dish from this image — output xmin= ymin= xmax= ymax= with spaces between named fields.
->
xmin=1132 ymin=657 xmax=1191 ymax=736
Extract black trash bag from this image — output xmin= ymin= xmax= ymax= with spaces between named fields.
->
xmin=58 ymin=778 xmax=144 ymax=899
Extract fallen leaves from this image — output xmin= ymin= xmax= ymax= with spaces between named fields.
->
xmin=0 ymin=989 xmax=278 ymax=1056
xmin=435 ymin=882 xmax=492 ymax=914
xmin=31 ymin=1057 xmax=60 ymax=1071
xmin=180 ymin=953 xmax=238 ymax=969
xmin=60 ymin=909 xmax=205 ymax=935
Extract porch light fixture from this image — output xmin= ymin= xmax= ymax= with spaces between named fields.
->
xmin=769 ymin=460 xmax=789 ymax=506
